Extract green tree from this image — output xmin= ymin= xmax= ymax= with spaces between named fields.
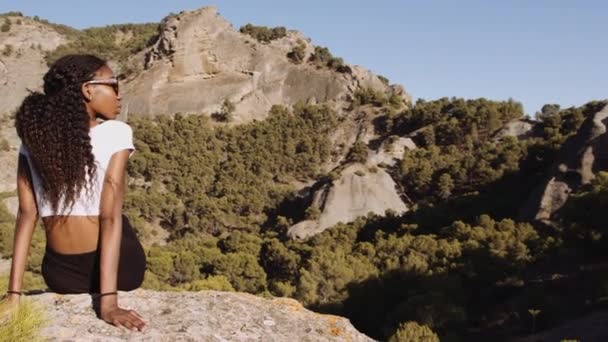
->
xmin=171 ymin=251 xmax=200 ymax=284
xmin=388 ymin=321 xmax=439 ymax=342
xmin=437 ymin=173 xmax=454 ymax=200
xmin=347 ymin=141 xmax=368 ymax=163
xmin=215 ymin=252 xmax=267 ymax=293
xmin=305 ymin=206 xmax=321 ymax=220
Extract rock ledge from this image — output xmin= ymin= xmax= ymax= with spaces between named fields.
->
xmin=29 ymin=289 xmax=374 ymax=341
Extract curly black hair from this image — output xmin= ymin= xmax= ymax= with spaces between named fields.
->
xmin=15 ymin=54 xmax=107 ymax=215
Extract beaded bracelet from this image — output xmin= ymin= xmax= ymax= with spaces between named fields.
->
xmin=6 ymin=290 xmax=22 ymax=296
xmin=98 ymin=291 xmax=118 ymax=298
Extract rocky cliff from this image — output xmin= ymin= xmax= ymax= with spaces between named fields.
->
xmin=519 ymin=103 xmax=608 ymax=221
xmin=122 ymin=7 xmax=400 ymax=122
xmin=288 ymin=136 xmax=414 ymax=239
xmin=0 ymin=7 xmax=407 ymax=124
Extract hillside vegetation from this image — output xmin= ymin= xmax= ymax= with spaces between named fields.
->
xmin=118 ymin=98 xmax=607 ymax=340
xmin=1 ymin=91 xmax=607 ymax=339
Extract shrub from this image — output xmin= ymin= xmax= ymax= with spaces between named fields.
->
xmin=388 ymin=321 xmax=439 ymax=342
xmin=188 ymin=275 xmax=235 ymax=291
xmin=347 ymin=141 xmax=369 ymax=163
xmin=353 ymin=88 xmax=388 ymax=107
xmin=309 ymin=46 xmax=333 ymax=64
xmin=1 ymin=18 xmax=10 ymax=32
xmin=212 ymin=99 xmax=235 ymax=122
xmin=308 ymin=46 xmax=346 ymax=72
xmin=0 ymin=12 xmax=23 ymax=17
xmin=378 ymin=75 xmax=390 ymax=86
xmin=239 ymin=24 xmax=287 ymax=43
xmin=1 ymin=44 xmax=12 ymax=57
xmin=287 ymin=40 xmax=306 ymax=64
xmin=305 ymin=206 xmax=321 ymax=220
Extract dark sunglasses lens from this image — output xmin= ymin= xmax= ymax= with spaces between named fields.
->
xmin=112 ymin=83 xmax=119 ymax=94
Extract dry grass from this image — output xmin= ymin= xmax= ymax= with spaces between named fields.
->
xmin=0 ymin=296 xmax=47 ymax=342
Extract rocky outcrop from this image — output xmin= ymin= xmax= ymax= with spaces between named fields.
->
xmin=288 ymin=163 xmax=408 ymax=239
xmin=0 ymin=15 xmax=68 ymax=116
xmin=493 ymin=118 xmax=537 ymax=140
xmin=121 ymin=7 xmax=400 ymax=122
xmin=0 ymin=118 xmax=19 ymax=195
xmin=519 ymin=104 xmax=608 ymax=221
xmin=26 ymin=289 xmax=375 ymax=341
xmin=287 ymin=131 xmax=416 ymax=239
xmin=367 ymin=136 xmax=416 ymax=167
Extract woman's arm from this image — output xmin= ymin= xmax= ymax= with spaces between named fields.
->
xmin=7 ymin=155 xmax=39 ymax=301
xmin=98 ymin=149 xmax=145 ymax=331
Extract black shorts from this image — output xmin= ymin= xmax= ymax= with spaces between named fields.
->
xmin=41 ymin=214 xmax=146 ymax=294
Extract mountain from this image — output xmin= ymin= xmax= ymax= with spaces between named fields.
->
xmin=0 ymin=7 xmax=411 ymax=237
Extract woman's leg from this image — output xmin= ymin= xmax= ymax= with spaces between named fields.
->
xmin=116 ymin=214 xmax=146 ymax=291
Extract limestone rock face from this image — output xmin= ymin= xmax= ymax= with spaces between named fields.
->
xmin=288 ymin=163 xmax=408 ymax=239
xmin=0 ymin=118 xmax=19 ymax=195
xmin=367 ymin=136 xmax=416 ymax=167
xmin=121 ymin=7 xmax=397 ymax=122
xmin=29 ymin=289 xmax=375 ymax=341
xmin=0 ymin=7 xmax=410 ymax=123
xmin=493 ymin=118 xmax=537 ymax=140
xmin=0 ymin=16 xmax=68 ymax=199
xmin=0 ymin=16 xmax=68 ymax=116
xmin=519 ymin=104 xmax=608 ymax=221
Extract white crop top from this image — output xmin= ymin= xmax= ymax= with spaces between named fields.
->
xmin=18 ymin=119 xmax=135 ymax=217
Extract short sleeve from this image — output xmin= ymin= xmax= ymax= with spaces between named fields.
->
xmin=110 ymin=121 xmax=136 ymax=158
xmin=18 ymin=144 xmax=31 ymax=159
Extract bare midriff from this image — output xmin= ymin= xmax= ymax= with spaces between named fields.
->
xmin=42 ymin=216 xmax=100 ymax=254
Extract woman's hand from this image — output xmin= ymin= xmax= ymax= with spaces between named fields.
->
xmin=100 ymin=305 xmax=146 ymax=331
xmin=4 ymin=293 xmax=21 ymax=305
xmin=0 ymin=293 xmax=21 ymax=321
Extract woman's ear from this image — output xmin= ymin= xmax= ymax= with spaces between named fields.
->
xmin=81 ymin=83 xmax=92 ymax=101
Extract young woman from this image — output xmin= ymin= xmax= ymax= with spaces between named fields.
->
xmin=5 ymin=54 xmax=147 ymax=331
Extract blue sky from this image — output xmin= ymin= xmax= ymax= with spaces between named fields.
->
xmin=2 ymin=1 xmax=606 ymax=115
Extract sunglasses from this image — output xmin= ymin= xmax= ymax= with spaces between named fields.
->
xmin=84 ymin=77 xmax=119 ymax=95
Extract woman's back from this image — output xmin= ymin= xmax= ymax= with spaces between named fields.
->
xmin=18 ymin=119 xmax=135 ymax=253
